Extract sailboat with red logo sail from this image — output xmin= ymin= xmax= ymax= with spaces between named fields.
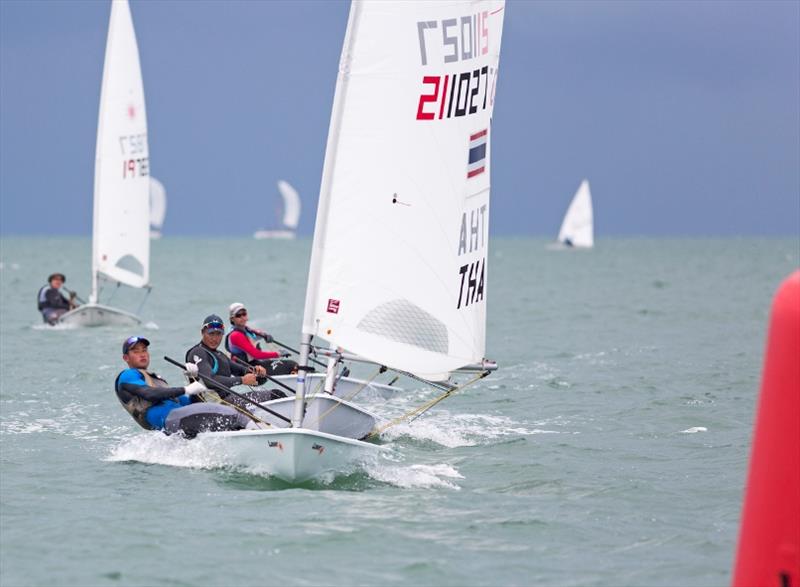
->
xmin=59 ymin=0 xmax=153 ymax=327
xmin=198 ymin=0 xmax=506 ymax=483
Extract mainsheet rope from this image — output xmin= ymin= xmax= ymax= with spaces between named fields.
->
xmin=198 ymin=389 xmax=271 ymax=428
xmin=366 ymin=371 xmax=490 ymax=439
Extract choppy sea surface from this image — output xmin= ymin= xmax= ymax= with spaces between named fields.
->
xmin=0 ymin=236 xmax=797 ymax=587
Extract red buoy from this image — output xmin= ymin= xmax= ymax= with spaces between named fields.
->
xmin=733 ymin=270 xmax=800 ymax=587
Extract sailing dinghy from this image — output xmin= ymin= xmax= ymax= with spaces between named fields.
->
xmin=253 ymin=180 xmax=301 ymax=239
xmin=149 ymin=177 xmax=166 ymax=239
xmin=553 ymin=179 xmax=593 ymax=249
xmin=196 ymin=0 xmax=506 ymax=483
xmin=59 ymin=0 xmax=152 ymax=327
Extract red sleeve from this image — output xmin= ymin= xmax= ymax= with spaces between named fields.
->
xmin=229 ymin=330 xmax=279 ymax=360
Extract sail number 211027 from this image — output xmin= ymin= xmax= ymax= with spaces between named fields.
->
xmin=415 ymin=12 xmax=498 ymax=121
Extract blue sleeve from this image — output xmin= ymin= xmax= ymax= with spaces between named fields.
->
xmin=118 ymin=369 xmax=146 ymax=388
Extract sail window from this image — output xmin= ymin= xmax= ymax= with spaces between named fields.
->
xmin=114 ymin=254 xmax=145 ymax=277
xmin=357 ymin=299 xmax=448 ymax=354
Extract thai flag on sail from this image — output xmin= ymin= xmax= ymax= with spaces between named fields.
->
xmin=467 ymin=129 xmax=488 ymax=179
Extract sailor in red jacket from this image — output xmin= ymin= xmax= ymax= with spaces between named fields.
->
xmin=224 ymin=302 xmax=298 ymax=376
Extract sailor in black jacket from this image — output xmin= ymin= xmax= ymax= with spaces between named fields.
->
xmin=185 ymin=315 xmax=284 ymax=407
xmin=37 ymin=273 xmax=76 ymax=324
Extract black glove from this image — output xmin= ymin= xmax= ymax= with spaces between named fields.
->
xmin=280 ymin=351 xmax=291 ymax=358
xmin=260 ymin=333 xmax=274 ymax=343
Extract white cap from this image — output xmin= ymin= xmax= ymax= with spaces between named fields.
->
xmin=228 ymin=302 xmax=246 ymax=318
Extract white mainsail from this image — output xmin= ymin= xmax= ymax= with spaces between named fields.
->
xmin=302 ymin=0 xmax=506 ymax=381
xmin=149 ymin=177 xmax=166 ymax=237
xmin=277 ymin=180 xmax=301 ymax=230
xmin=557 ymin=179 xmax=593 ymax=248
xmin=91 ymin=0 xmax=150 ymax=296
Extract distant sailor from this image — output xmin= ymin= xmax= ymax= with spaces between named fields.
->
xmin=186 ymin=314 xmax=285 ymax=408
xmin=225 ymin=302 xmax=298 ymax=376
xmin=37 ymin=273 xmax=77 ymax=324
xmin=115 ymin=335 xmax=254 ymax=437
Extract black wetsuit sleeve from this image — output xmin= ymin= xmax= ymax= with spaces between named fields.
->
xmin=45 ymin=288 xmax=71 ymax=311
xmin=230 ymin=360 xmax=248 ymax=377
xmin=119 ymin=382 xmax=186 ymax=402
xmin=194 ymin=350 xmax=242 ymax=388
xmin=210 ymin=372 xmax=243 ymax=388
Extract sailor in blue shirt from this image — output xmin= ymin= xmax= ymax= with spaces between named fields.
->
xmin=115 ymin=335 xmax=255 ymax=437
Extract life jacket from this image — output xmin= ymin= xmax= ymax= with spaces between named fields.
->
xmin=37 ymin=285 xmax=70 ymax=312
xmin=36 ymin=286 xmax=53 ymax=311
xmin=114 ymin=369 xmax=168 ymax=430
xmin=224 ymin=325 xmax=262 ymax=362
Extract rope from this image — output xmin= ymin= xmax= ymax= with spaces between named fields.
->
xmin=198 ymin=390 xmax=271 ymax=428
xmin=366 ymin=371 xmax=489 ymax=439
xmin=302 ymin=375 xmax=327 ymax=402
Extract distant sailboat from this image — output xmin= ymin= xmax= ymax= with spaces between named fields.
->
xmin=58 ymin=0 xmax=152 ymax=327
xmin=253 ymin=180 xmax=301 ymax=239
xmin=149 ymin=177 xmax=166 ymax=239
xmin=555 ymin=179 xmax=593 ymax=249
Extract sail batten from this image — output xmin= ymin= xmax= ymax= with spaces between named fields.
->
xmin=302 ymin=0 xmax=505 ymax=380
xmin=93 ymin=0 xmax=150 ymax=291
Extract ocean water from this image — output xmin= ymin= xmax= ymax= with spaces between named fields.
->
xmin=0 ymin=236 xmax=797 ymax=587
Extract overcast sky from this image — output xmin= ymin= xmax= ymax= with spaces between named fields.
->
xmin=1 ymin=0 xmax=798 ymax=237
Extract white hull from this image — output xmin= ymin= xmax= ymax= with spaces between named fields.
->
xmin=546 ymin=242 xmax=592 ymax=251
xmin=253 ymin=229 xmax=296 ymax=240
xmin=198 ymin=428 xmax=383 ymax=483
xmin=57 ymin=303 xmax=141 ymax=327
xmin=253 ymin=395 xmax=380 ymax=441
xmin=271 ymin=372 xmax=401 ymax=399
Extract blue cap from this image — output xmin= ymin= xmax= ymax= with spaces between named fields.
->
xmin=122 ymin=335 xmax=150 ymax=354
xmin=202 ymin=314 xmax=225 ymax=332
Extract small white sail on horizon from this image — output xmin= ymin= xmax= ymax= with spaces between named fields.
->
xmin=278 ymin=180 xmax=301 ymax=230
xmin=253 ymin=180 xmax=301 ymax=239
xmin=555 ymin=179 xmax=593 ymax=249
xmin=149 ymin=177 xmax=166 ymax=239
xmin=58 ymin=0 xmax=152 ymax=327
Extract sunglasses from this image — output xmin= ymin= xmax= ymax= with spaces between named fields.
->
xmin=203 ymin=322 xmax=225 ymax=332
xmin=234 ymin=311 xmax=247 ymax=318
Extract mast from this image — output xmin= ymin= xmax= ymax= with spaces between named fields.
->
xmin=293 ymin=1 xmax=364 ymax=428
